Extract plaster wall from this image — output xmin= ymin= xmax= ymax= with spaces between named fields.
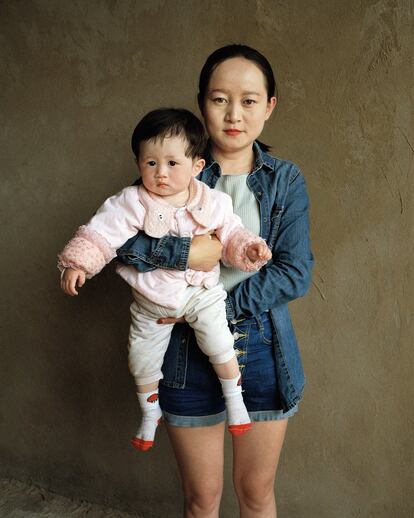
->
xmin=1 ymin=1 xmax=413 ymax=516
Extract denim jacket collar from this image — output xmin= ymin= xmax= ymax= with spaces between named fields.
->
xmin=203 ymin=141 xmax=274 ymax=177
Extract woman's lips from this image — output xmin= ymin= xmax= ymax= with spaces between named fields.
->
xmin=224 ymin=129 xmax=242 ymax=136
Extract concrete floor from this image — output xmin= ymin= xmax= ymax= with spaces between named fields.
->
xmin=0 ymin=478 xmax=141 ymax=518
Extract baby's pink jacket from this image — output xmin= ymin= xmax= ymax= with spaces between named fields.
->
xmin=58 ymin=178 xmax=269 ymax=309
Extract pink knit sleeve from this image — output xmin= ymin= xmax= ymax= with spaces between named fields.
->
xmin=221 ymin=227 xmax=270 ymax=272
xmin=57 ymin=226 xmax=115 ymax=278
xmin=57 ymin=186 xmax=145 ymax=278
xmin=212 ymin=193 xmax=270 ymax=272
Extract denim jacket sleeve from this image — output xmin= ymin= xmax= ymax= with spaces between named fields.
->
xmin=116 ymin=232 xmax=191 ymax=272
xmin=225 ymin=171 xmax=314 ymax=320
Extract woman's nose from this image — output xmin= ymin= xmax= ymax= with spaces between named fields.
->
xmin=225 ymin=103 xmax=241 ymax=123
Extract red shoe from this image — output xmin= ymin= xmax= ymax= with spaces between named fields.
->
xmin=131 ymin=437 xmax=154 ymax=451
xmin=228 ymin=423 xmax=252 ymax=436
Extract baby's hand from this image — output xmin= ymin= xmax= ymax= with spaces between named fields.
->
xmin=61 ymin=268 xmax=86 ymax=296
xmin=246 ymin=243 xmax=272 ymax=264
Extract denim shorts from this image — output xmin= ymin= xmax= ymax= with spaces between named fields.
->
xmin=159 ymin=312 xmax=298 ymax=427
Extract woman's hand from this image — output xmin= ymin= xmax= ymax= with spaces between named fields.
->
xmin=157 ymin=316 xmax=186 ymax=325
xmin=61 ymin=268 xmax=86 ymax=296
xmin=187 ymin=233 xmax=222 ymax=272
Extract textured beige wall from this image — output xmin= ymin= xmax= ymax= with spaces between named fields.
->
xmin=1 ymin=1 xmax=413 ymax=516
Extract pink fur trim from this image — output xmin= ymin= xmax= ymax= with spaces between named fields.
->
xmin=57 ymin=233 xmax=108 ymax=278
xmin=223 ymin=228 xmax=269 ymax=272
xmin=76 ymin=226 xmax=114 ymax=263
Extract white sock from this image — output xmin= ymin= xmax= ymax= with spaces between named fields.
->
xmin=219 ymin=375 xmax=251 ymax=430
xmin=133 ymin=391 xmax=162 ymax=446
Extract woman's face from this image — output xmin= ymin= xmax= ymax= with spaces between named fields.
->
xmin=202 ymin=57 xmax=276 ymax=155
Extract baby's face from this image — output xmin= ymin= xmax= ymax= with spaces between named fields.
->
xmin=138 ymin=136 xmax=204 ymax=205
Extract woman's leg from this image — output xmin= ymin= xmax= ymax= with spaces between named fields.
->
xmin=232 ymin=419 xmax=288 ymax=518
xmin=166 ymin=423 xmax=226 ymax=518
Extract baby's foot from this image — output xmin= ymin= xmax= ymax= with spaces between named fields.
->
xmin=131 ymin=391 xmax=163 ymax=451
xmin=219 ymin=376 xmax=252 ymax=436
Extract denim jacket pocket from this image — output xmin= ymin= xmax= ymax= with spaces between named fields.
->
xmin=257 ymin=314 xmax=273 ymax=345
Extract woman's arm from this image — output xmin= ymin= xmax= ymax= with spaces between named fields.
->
xmin=116 ymin=232 xmax=222 ymax=272
xmin=225 ymin=172 xmax=314 ymax=320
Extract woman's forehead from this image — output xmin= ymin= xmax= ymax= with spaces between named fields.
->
xmin=208 ymin=57 xmax=267 ymax=92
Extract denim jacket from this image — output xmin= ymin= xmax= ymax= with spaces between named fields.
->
xmin=117 ymin=142 xmax=314 ymax=410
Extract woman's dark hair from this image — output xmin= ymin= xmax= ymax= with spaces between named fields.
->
xmin=198 ymin=44 xmax=277 ymax=152
xmin=131 ymin=108 xmax=207 ymax=159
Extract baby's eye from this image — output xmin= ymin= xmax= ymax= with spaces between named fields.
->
xmin=147 ymin=160 xmax=156 ymax=166
xmin=168 ymin=160 xmax=177 ymax=166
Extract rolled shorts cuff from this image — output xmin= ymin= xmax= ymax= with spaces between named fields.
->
xmin=162 ymin=405 xmax=298 ymax=428
xmin=248 ymin=405 xmax=298 ymax=422
xmin=163 ymin=410 xmax=227 ymax=427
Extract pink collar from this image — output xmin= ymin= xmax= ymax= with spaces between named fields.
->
xmin=138 ymin=178 xmax=213 ymax=237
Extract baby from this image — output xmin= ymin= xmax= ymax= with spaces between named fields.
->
xmin=58 ymin=108 xmax=271 ymax=451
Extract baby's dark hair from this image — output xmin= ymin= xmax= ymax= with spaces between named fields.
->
xmin=131 ymin=108 xmax=207 ymax=160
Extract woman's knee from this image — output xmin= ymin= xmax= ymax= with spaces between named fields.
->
xmin=183 ymin=481 xmax=223 ymax=514
xmin=166 ymin=423 xmax=225 ymax=515
xmin=234 ymin=474 xmax=275 ymax=511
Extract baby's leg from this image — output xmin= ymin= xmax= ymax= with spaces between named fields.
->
xmin=132 ymin=381 xmax=163 ymax=452
xmin=129 ymin=292 xmax=175 ymax=451
xmin=184 ymin=286 xmax=251 ymax=435
xmin=212 ymin=357 xmax=252 ymax=436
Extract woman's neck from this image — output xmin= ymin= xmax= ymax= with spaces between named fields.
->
xmin=211 ymin=145 xmax=255 ymax=176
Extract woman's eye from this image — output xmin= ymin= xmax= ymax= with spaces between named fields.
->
xmin=213 ymin=97 xmax=227 ymax=104
xmin=244 ymin=99 xmax=256 ymax=105
xmin=168 ymin=160 xmax=177 ymax=166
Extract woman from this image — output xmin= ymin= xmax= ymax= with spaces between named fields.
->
xmin=118 ymin=44 xmax=313 ymax=517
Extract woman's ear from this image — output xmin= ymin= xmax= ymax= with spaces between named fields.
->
xmin=265 ymin=97 xmax=277 ymax=120
xmin=192 ymin=158 xmax=206 ymax=176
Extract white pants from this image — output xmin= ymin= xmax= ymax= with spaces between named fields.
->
xmin=128 ymin=284 xmax=236 ymax=386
